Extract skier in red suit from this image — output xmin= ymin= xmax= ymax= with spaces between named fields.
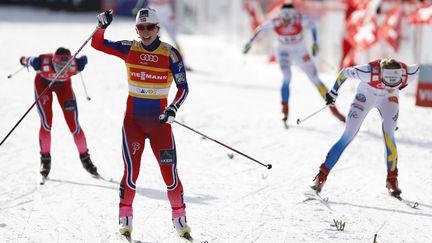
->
xmin=20 ymin=47 xmax=99 ymax=180
xmin=92 ymin=8 xmax=192 ymax=240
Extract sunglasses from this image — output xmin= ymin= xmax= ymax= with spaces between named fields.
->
xmin=136 ymin=24 xmax=158 ymax=31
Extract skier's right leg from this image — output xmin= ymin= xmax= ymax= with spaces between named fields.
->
xmin=35 ymin=78 xmax=53 ymax=177
xmin=312 ymin=89 xmax=373 ymax=192
xmin=119 ymin=117 xmax=146 ymax=235
xmin=277 ymin=46 xmax=292 ymax=122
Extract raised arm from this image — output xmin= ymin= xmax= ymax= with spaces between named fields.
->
xmin=91 ymin=28 xmax=131 ymax=61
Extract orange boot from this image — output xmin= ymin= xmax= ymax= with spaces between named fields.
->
xmin=311 ymin=164 xmax=330 ymax=193
xmin=282 ymin=102 xmax=288 ymax=122
xmin=330 ymin=106 xmax=346 ymax=123
xmin=386 ymin=168 xmax=402 ymax=196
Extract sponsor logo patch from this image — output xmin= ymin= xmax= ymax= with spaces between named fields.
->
xmin=130 ymin=71 xmax=167 ymax=81
xmin=139 ymin=53 xmax=159 ymax=63
xmin=139 ymin=9 xmax=149 ymax=17
xmin=175 ymin=72 xmax=185 ymax=83
xmin=348 ymin=110 xmax=359 ymax=119
xmin=132 ymin=142 xmax=140 ymax=155
xmin=351 ymin=103 xmax=364 ymax=111
xmin=393 ymin=111 xmax=399 ymax=121
xmin=121 ymin=40 xmax=132 ymax=46
xmin=355 ymin=93 xmax=366 ymax=103
xmin=64 ymin=100 xmax=77 ymax=111
xmin=119 ymin=185 xmax=125 ymax=199
xmin=388 ymin=96 xmax=398 ymax=104
xmin=159 ymin=149 xmax=174 ymax=164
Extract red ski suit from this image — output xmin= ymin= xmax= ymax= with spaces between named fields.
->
xmin=26 ymin=54 xmax=89 ymax=156
xmin=91 ymin=28 xmax=189 ymax=219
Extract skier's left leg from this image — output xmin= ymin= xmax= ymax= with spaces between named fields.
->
xmin=56 ymin=84 xmax=98 ymax=175
xmin=56 ymin=84 xmax=88 ymax=154
xmin=299 ymin=55 xmax=346 ymax=122
xmin=378 ymin=95 xmax=401 ymax=196
xmin=149 ymin=121 xmax=191 ymax=237
xmin=149 ymin=122 xmax=186 ymax=219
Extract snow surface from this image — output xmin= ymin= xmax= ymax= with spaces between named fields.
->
xmin=1 ymin=6 xmax=432 ymax=243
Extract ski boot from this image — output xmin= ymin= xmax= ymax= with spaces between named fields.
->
xmin=80 ymin=153 xmax=99 ymax=176
xmin=282 ymin=102 xmax=289 ymax=121
xmin=282 ymin=102 xmax=289 ymax=128
xmin=311 ymin=163 xmax=330 ymax=193
xmin=40 ymin=154 xmax=51 ymax=178
xmin=330 ymin=106 xmax=346 ymax=123
xmin=173 ymin=216 xmax=192 ymax=241
xmin=386 ymin=169 xmax=402 ymax=197
xmin=119 ymin=216 xmax=133 ymax=240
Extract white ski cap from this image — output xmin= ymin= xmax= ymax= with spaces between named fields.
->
xmin=136 ymin=8 xmax=159 ymax=25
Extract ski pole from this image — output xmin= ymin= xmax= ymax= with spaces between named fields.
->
xmin=296 ymin=105 xmax=328 ymax=125
xmin=173 ymin=121 xmax=272 ymax=170
xmin=0 ymin=27 xmax=100 ymax=147
xmin=7 ymin=66 xmax=26 ymax=79
xmin=131 ymin=0 xmax=146 ymax=15
xmin=79 ymin=72 xmax=91 ymax=101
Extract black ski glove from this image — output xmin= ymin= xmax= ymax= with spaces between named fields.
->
xmin=97 ymin=10 xmax=113 ymax=29
xmin=325 ymin=90 xmax=338 ymax=107
xmin=20 ymin=56 xmax=29 ymax=67
xmin=159 ymin=105 xmax=177 ymax=124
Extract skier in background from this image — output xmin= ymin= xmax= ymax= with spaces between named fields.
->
xmin=149 ymin=0 xmax=178 ymax=46
xmin=243 ymin=3 xmax=346 ymax=127
xmin=92 ymin=8 xmax=192 ymax=241
xmin=133 ymin=0 xmax=192 ymax=70
xmin=311 ymin=57 xmax=419 ymax=197
xmin=19 ymin=48 xmax=99 ymax=181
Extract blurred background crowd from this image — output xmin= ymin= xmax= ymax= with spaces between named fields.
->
xmin=1 ymin=0 xmax=432 ymax=106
